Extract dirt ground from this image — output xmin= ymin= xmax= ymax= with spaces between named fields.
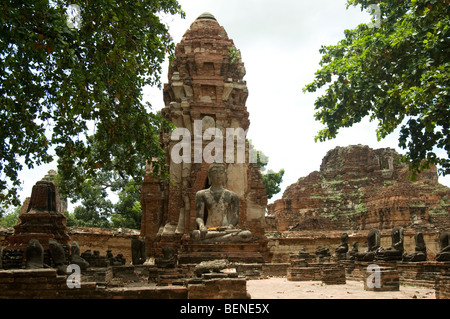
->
xmin=246 ymin=277 xmax=436 ymax=299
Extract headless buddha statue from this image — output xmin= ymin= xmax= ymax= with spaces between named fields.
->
xmin=191 ymin=164 xmax=252 ymax=243
xmin=335 ymin=233 xmax=349 ymax=260
xmin=403 ymin=232 xmax=427 ymax=262
xmin=436 ymin=232 xmax=450 ymax=262
xmin=376 ymin=226 xmax=404 ymax=261
xmin=355 ymin=228 xmax=381 ymax=261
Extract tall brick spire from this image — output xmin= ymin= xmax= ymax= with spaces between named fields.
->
xmin=141 ymin=13 xmax=267 ymax=253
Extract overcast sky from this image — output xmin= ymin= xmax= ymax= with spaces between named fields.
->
xmin=16 ymin=0 xmax=450 ymax=208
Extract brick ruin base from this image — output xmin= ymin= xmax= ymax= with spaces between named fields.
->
xmin=0 ymin=268 xmax=187 ymax=299
xmin=266 ymin=230 xmax=444 ymax=263
xmin=284 ymin=257 xmax=450 ymax=298
xmin=343 ymin=260 xmax=449 ymax=297
xmin=341 ymin=260 xmax=450 ymax=288
xmin=321 ymin=267 xmax=347 ymax=285
xmin=1 ymin=226 xmax=449 ymax=299
xmin=286 ymin=257 xmax=346 ymax=284
xmin=187 ymin=277 xmax=249 ymax=299
xmin=436 ymin=275 xmax=450 ymax=299
xmin=0 ymin=265 xmax=251 ymax=299
xmin=363 ymin=267 xmax=400 ymax=292
xmin=178 ymin=242 xmax=268 ymax=264
xmin=0 ymin=258 xmax=448 ymax=299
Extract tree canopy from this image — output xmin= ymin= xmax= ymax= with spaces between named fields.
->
xmin=0 ymin=206 xmax=20 ymax=228
xmin=304 ymin=0 xmax=449 ymax=178
xmin=0 ymin=0 xmax=184 ymax=208
xmin=255 ymin=149 xmax=285 ymax=200
xmin=63 ymin=177 xmax=142 ymax=230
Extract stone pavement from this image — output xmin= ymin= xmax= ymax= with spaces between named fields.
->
xmin=246 ymin=277 xmax=435 ymax=299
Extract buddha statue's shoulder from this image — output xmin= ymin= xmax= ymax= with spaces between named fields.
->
xmin=196 ymin=188 xmax=210 ymax=197
xmin=223 ymin=189 xmax=239 ymax=200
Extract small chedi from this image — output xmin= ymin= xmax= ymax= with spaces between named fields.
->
xmin=1 ymin=176 xmax=125 ymax=273
xmin=2 ymin=179 xmax=70 ymax=269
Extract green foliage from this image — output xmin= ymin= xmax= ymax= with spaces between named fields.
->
xmin=0 ymin=0 xmax=184 ymax=208
xmin=304 ymin=0 xmax=450 ymax=178
xmin=110 ymin=179 xmax=142 ymax=229
xmin=355 ymin=202 xmax=368 ymax=214
xmin=261 ymin=169 xmax=285 ymax=200
xmin=61 ymin=173 xmax=143 ymax=230
xmin=64 ymin=179 xmax=114 ymax=228
xmin=228 ymin=46 xmax=240 ymax=64
xmin=0 ymin=206 xmax=20 ymax=228
xmin=429 ymin=206 xmax=449 ymax=215
xmin=256 ymin=150 xmax=285 ymax=200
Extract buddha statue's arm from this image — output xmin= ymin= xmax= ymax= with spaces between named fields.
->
xmin=195 ymin=192 xmax=207 ymax=232
xmin=392 ymin=229 xmax=404 ymax=250
xmin=438 ymin=234 xmax=450 ymax=252
xmin=392 ymin=239 xmax=404 ymax=251
xmin=229 ymin=193 xmax=239 ymax=228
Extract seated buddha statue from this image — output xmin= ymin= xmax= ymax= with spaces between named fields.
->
xmin=376 ymin=226 xmax=404 ymax=261
xmin=191 ymin=164 xmax=252 ymax=243
xmin=335 ymin=233 xmax=349 ymax=260
xmin=436 ymin=232 xmax=450 ymax=262
xmin=348 ymin=242 xmax=359 ymax=261
xmin=355 ymin=228 xmax=380 ymax=262
xmin=403 ymin=232 xmax=427 ymax=262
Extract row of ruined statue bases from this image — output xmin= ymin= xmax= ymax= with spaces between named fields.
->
xmin=0 ymin=236 xmax=449 ymax=299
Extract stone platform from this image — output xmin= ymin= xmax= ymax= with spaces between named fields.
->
xmin=178 ymin=243 xmax=266 ymax=264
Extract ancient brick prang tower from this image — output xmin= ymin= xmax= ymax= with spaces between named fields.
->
xmin=141 ymin=13 xmax=268 ymax=258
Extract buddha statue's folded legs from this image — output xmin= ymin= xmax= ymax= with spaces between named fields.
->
xmin=191 ymin=229 xmax=252 ymax=243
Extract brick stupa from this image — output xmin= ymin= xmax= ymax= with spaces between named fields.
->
xmin=141 ymin=13 xmax=269 ymax=263
xmin=3 ymin=180 xmax=70 ymax=268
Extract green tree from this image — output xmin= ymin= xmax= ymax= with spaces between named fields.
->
xmin=111 ymin=179 xmax=142 ymax=229
xmin=0 ymin=0 xmax=184 ymax=208
xmin=256 ymin=150 xmax=285 ymax=200
xmin=0 ymin=206 xmax=20 ymax=228
xmin=55 ymin=124 xmax=150 ymax=229
xmin=65 ymin=179 xmax=114 ymax=228
xmin=304 ymin=0 xmax=449 ymax=178
xmin=59 ymin=170 xmax=144 ymax=229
